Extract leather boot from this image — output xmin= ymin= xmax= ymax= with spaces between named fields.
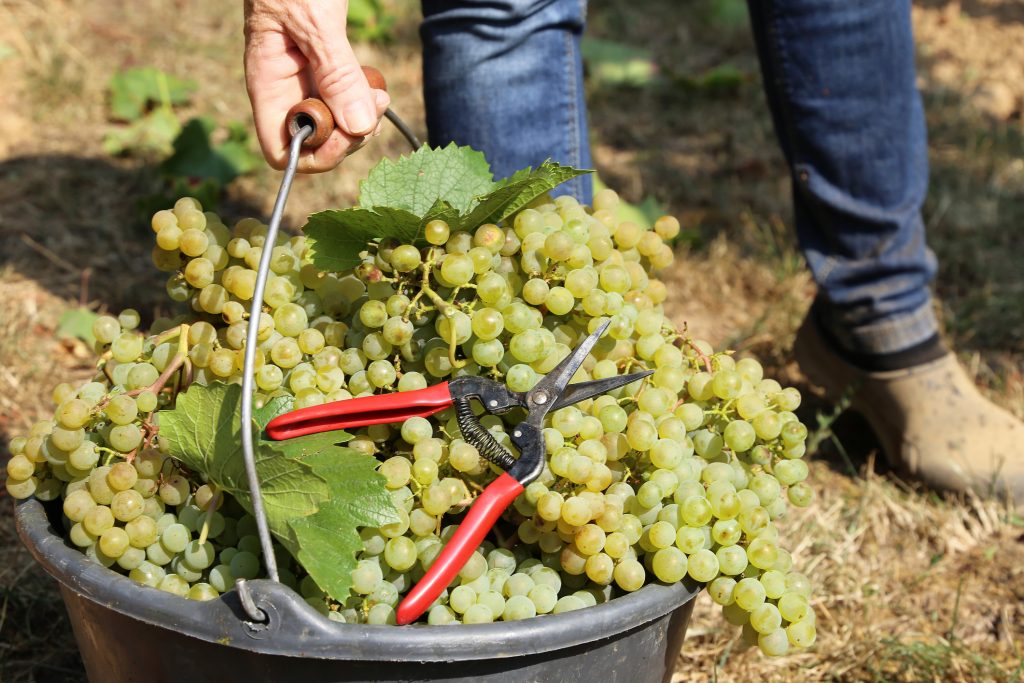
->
xmin=793 ymin=314 xmax=1024 ymax=504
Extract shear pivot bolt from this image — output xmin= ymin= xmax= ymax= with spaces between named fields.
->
xmin=534 ymin=391 xmax=548 ymax=405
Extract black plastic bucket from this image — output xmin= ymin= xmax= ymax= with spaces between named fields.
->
xmin=16 ymin=498 xmax=700 ymax=683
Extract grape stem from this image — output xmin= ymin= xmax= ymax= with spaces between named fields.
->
xmin=447 ymin=333 xmax=466 ymax=370
xmin=682 ymin=337 xmax=713 ymax=373
xmin=198 ymin=489 xmax=221 ymax=545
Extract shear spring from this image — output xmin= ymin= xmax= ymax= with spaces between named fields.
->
xmin=453 ymin=397 xmax=516 ymax=470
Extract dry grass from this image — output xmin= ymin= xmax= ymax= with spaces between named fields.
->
xmin=1 ymin=1 xmax=1023 ymax=682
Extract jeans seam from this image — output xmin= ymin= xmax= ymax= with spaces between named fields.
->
xmin=564 ymin=29 xmax=582 ymax=202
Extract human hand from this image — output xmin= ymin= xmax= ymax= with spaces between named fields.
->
xmin=244 ymin=0 xmax=390 ymax=172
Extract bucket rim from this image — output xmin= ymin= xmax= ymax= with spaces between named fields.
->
xmin=16 ymin=497 xmax=702 ymax=661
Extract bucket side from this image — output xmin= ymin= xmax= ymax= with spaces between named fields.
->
xmin=17 ymin=497 xmax=700 ymax=667
xmin=60 ymin=579 xmax=695 ymax=683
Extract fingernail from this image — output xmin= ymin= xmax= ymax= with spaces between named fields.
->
xmin=374 ymin=89 xmax=391 ymax=110
xmin=343 ymin=100 xmax=375 ymax=135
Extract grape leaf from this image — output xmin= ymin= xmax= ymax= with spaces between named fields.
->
xmin=303 ymin=147 xmax=589 ymax=273
xmin=304 ymin=206 xmax=423 ymax=272
xmin=358 ymin=143 xmax=495 ymax=216
xmin=463 ymin=160 xmax=590 ymax=226
xmin=289 ymin=448 xmax=400 ymax=600
xmin=159 ymin=383 xmax=399 ymax=601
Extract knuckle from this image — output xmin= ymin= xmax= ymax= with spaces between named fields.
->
xmin=315 ymin=61 xmax=366 ymax=101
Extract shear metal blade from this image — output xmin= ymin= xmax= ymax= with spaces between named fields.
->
xmin=550 ymin=370 xmax=654 ymax=411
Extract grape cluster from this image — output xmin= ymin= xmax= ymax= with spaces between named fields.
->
xmin=5 ymin=189 xmax=816 ymax=655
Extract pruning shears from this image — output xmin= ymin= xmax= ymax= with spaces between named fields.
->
xmin=265 ymin=319 xmax=652 ymax=625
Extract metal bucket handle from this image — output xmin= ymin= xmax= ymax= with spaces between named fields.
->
xmin=235 ymin=106 xmax=419 ymax=622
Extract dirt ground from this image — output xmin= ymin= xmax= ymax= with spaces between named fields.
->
xmin=1 ymin=0 xmax=1022 ymax=681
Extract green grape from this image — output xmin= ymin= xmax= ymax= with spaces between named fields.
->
xmin=109 ymin=424 xmax=142 ymax=452
xmin=57 ymin=398 xmax=90 ymax=429
xmin=111 ymin=490 xmax=144 ymax=522
xmin=758 ymin=628 xmax=790 ymax=657
xmin=99 ymin=527 xmax=130 ymax=558
xmin=390 ymin=244 xmax=422 ymax=272
xmin=777 ymin=592 xmax=811 ymax=623
xmin=723 ymin=420 xmax=756 ymax=452
xmin=93 ymin=316 xmax=121 ymax=345
xmin=686 ymin=549 xmax=719 ymax=583
xmin=159 ymin=475 xmax=190 ymax=506
xmin=502 ymin=594 xmax=537 ymax=621
xmin=126 ymin=516 xmax=158 ymax=548
xmin=134 ymin=390 xmax=158 ymax=414
xmin=734 ymin=577 xmax=767 ymax=611
xmin=358 ymin=300 xmax=388 ymax=329
xmin=229 ymin=551 xmax=261 ymax=581
xmin=440 ymin=253 xmax=474 ymax=285
xmin=160 ymin=523 xmax=190 ymax=553
xmin=708 ymin=576 xmax=737 ymax=606
xmin=471 ymin=308 xmax=504 ymax=340
xmin=111 ymin=332 xmax=144 ymax=363
xmin=367 ymin=360 xmax=397 ymax=388
xmin=384 ymin=536 xmax=417 ymax=571
xmin=6 ymin=454 xmax=34 ymax=480
xmin=506 ymin=364 xmax=538 ymax=392
xmin=181 ymin=540 xmax=216 ymax=571
xmin=613 ymin=559 xmax=645 ymax=592
xmin=274 ymin=303 xmax=309 ymax=337
xmin=129 ymin=561 xmax=167 ymax=587
xmin=787 ymin=482 xmax=813 ymax=507
xmin=786 ymin=619 xmax=817 ymax=648
xmin=545 ymin=287 xmax=575 ymax=315
xmin=774 ymin=459 xmax=808 ymax=486
xmin=83 ymin=506 xmax=115 ymax=536
xmin=750 ymin=474 xmax=781 ymax=505
xmin=106 ymin=395 xmax=139 ymax=426
xmin=424 ymin=220 xmax=450 ymax=245
xmin=652 ymin=547 xmax=688 ymax=582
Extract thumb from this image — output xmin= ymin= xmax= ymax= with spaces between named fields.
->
xmin=293 ymin=21 xmax=381 ymax=137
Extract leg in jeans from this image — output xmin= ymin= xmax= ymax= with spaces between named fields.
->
xmin=748 ymin=0 xmax=1024 ymax=498
xmin=746 ymin=0 xmax=943 ymax=364
xmin=420 ymin=0 xmax=592 ymax=202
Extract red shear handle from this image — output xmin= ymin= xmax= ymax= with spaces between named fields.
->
xmin=396 ymin=472 xmax=525 ymax=625
xmin=265 ymin=382 xmax=453 ymax=440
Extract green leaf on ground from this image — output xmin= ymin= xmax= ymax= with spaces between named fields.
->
xmin=348 ymin=0 xmax=397 ymax=43
xmin=581 ymin=38 xmax=659 ymax=88
xmin=161 ymin=117 xmax=262 ymax=185
xmin=159 ymin=383 xmax=398 ymax=601
xmin=704 ymin=0 xmax=750 ymax=29
xmin=56 ymin=307 xmax=98 ymax=346
xmin=304 ymin=147 xmax=589 ymax=272
xmin=358 ymin=143 xmax=495 ymax=216
xmin=103 ymin=108 xmax=181 ymax=157
xmin=108 ymin=67 xmax=196 ymax=121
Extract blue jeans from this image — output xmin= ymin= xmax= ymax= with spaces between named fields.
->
xmin=420 ymin=0 xmax=939 ymax=357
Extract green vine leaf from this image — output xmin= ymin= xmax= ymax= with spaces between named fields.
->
xmin=302 ymin=147 xmax=590 ymax=273
xmin=158 ymin=383 xmax=398 ymax=601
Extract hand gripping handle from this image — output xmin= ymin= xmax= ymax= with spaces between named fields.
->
xmin=395 ymin=472 xmax=525 ymax=625
xmin=285 ymin=66 xmax=387 ymax=150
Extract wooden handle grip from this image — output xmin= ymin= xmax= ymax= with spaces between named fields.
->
xmin=286 ymin=66 xmax=388 ymax=150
